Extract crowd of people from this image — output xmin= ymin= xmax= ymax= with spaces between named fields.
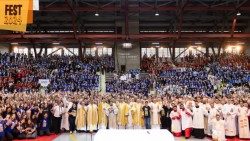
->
xmin=209 ymin=62 xmax=250 ymax=86
xmin=0 ymin=53 xmax=115 ymax=93
xmin=176 ymin=54 xmax=213 ymax=69
xmin=0 ymin=51 xmax=249 ymax=141
xmin=157 ymin=69 xmax=214 ymax=96
xmin=106 ymin=78 xmax=151 ymax=95
xmin=1 ymin=52 xmax=249 ymax=96
xmin=140 ymin=53 xmax=250 ymax=96
xmin=0 ymin=92 xmax=249 ymax=141
xmin=141 ymin=55 xmax=174 ymax=74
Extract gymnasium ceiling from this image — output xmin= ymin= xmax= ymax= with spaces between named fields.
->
xmin=1 ymin=0 xmax=250 ymax=46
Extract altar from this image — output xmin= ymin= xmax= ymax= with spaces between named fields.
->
xmin=94 ymin=129 xmax=174 ymax=141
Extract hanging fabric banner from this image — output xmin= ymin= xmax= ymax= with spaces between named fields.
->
xmin=27 ymin=0 xmax=33 ymax=24
xmin=33 ymin=0 xmax=39 ymax=11
xmin=0 ymin=0 xmax=30 ymax=32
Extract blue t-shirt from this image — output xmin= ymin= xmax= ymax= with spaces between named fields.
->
xmin=0 ymin=120 xmax=5 ymax=138
xmin=40 ymin=118 xmax=49 ymax=131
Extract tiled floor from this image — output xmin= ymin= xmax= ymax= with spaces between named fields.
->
xmin=53 ymin=133 xmax=212 ymax=141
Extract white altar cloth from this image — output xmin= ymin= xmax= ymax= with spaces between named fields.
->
xmin=94 ymin=129 xmax=174 ymax=141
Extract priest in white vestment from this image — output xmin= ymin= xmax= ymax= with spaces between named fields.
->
xmin=238 ymin=103 xmax=250 ymax=139
xmin=212 ymin=114 xmax=226 ymax=141
xmin=60 ymin=104 xmax=69 ymax=131
xmin=127 ymin=102 xmax=134 ymax=129
xmin=150 ymin=100 xmax=161 ymax=129
xmin=223 ymin=100 xmax=237 ymax=137
xmin=207 ymin=102 xmax=218 ymax=136
xmin=106 ymin=101 xmax=118 ymax=129
xmin=192 ymin=102 xmax=208 ymax=139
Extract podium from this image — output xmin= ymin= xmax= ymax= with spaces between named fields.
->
xmin=94 ymin=129 xmax=174 ymax=141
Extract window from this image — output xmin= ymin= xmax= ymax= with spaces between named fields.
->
xmin=85 ymin=48 xmax=96 ymax=56
xmin=141 ymin=48 xmax=156 ymax=57
xmin=225 ymin=46 xmax=241 ymax=54
xmin=213 ymin=48 xmax=218 ymax=54
xmin=30 ymin=48 xmax=45 ymax=56
xmin=209 ymin=47 xmax=222 ymax=54
xmin=190 ymin=47 xmax=206 ymax=55
xmin=13 ymin=47 xmax=28 ymax=54
xmin=68 ymin=48 xmax=79 ymax=55
xmin=64 ymin=48 xmax=79 ymax=56
xmin=197 ymin=47 xmax=206 ymax=54
xmin=209 ymin=48 xmax=213 ymax=54
xmin=158 ymin=48 xmax=170 ymax=58
xmin=97 ymin=48 xmax=112 ymax=56
xmin=47 ymin=48 xmax=62 ymax=55
xmin=175 ymin=48 xmax=189 ymax=58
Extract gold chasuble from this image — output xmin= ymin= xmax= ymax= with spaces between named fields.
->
xmin=133 ymin=103 xmax=144 ymax=127
xmin=118 ymin=102 xmax=129 ymax=127
xmin=87 ymin=104 xmax=98 ymax=132
xmin=75 ymin=105 xmax=86 ymax=130
xmin=98 ymin=102 xmax=108 ymax=129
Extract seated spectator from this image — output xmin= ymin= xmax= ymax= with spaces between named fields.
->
xmin=24 ymin=119 xmax=37 ymax=139
xmin=14 ymin=118 xmax=26 ymax=139
xmin=4 ymin=115 xmax=15 ymax=141
xmin=0 ymin=115 xmax=5 ymax=141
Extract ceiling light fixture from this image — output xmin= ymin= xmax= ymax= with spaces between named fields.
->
xmin=155 ymin=11 xmax=159 ymax=16
xmin=195 ymin=42 xmax=202 ymax=45
xmin=237 ymin=42 xmax=245 ymax=45
xmin=237 ymin=11 xmax=241 ymax=16
xmin=152 ymin=42 xmax=160 ymax=45
xmin=122 ymin=43 xmax=132 ymax=48
xmin=95 ymin=42 xmax=103 ymax=45
xmin=95 ymin=12 xmax=99 ymax=16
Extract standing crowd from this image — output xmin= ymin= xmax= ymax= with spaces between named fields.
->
xmin=0 ymin=52 xmax=249 ymax=141
xmin=0 ymin=91 xmax=250 ymax=141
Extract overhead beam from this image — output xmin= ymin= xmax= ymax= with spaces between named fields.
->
xmin=0 ymin=37 xmax=248 ymax=44
xmin=231 ymin=16 xmax=237 ymax=37
xmin=65 ymin=0 xmax=78 ymax=39
xmin=124 ymin=0 xmax=129 ymax=40
xmin=177 ymin=0 xmax=189 ymax=39
xmin=39 ymin=4 xmax=250 ymax=12
xmin=1 ymin=33 xmax=250 ymax=39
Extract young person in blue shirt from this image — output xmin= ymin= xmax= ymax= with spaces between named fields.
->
xmin=38 ymin=113 xmax=50 ymax=135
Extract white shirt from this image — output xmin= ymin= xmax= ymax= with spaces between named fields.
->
xmin=192 ymin=106 xmax=207 ymax=129
xmin=53 ymin=105 xmax=62 ymax=117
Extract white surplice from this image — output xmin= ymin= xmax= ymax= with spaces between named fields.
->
xmin=180 ymin=108 xmax=193 ymax=131
xmin=238 ymin=107 xmax=250 ymax=139
xmin=106 ymin=103 xmax=118 ymax=129
xmin=223 ymin=104 xmax=237 ymax=136
xmin=150 ymin=102 xmax=161 ymax=129
xmin=192 ymin=107 xmax=207 ymax=129
xmin=207 ymin=107 xmax=218 ymax=136
xmin=170 ymin=111 xmax=181 ymax=133
xmin=212 ymin=119 xmax=226 ymax=141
